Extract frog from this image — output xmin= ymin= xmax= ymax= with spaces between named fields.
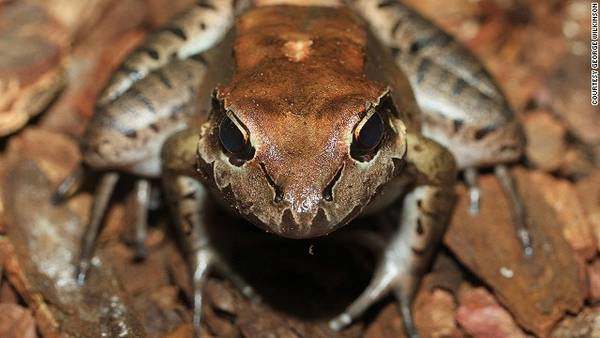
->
xmin=52 ymin=1 xmax=529 ymax=337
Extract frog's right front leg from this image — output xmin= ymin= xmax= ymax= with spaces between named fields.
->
xmin=55 ymin=0 xmax=240 ymax=283
xmin=161 ymin=129 xmax=259 ymax=335
xmin=330 ymin=134 xmax=457 ymax=338
xmin=71 ymin=56 xmax=210 ymax=282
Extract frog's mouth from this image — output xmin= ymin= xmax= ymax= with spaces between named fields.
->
xmin=213 ymin=161 xmax=359 ymax=239
xmin=240 ymin=203 xmax=361 ymax=240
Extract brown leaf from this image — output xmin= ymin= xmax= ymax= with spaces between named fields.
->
xmin=32 ymin=0 xmax=112 ymax=40
xmin=456 ymin=285 xmax=531 ymax=338
xmin=414 ymin=287 xmax=461 ymax=338
xmin=575 ymin=172 xmax=600 ymax=252
xmin=551 ymin=307 xmax=600 ymax=338
xmin=537 ymin=53 xmax=600 ymax=145
xmin=4 ymin=128 xmax=80 ymax=185
xmin=363 ymin=303 xmax=406 ymax=338
xmin=1 ymin=129 xmax=146 ymax=337
xmin=530 ymin=171 xmax=597 ymax=260
xmin=445 ymin=168 xmax=585 ymax=337
xmin=0 ymin=279 xmax=19 ymax=305
xmin=0 ymin=239 xmax=60 ymax=338
xmin=163 ymin=324 xmax=202 ymax=338
xmin=559 ymin=147 xmax=596 ymax=178
xmin=145 ymin=0 xmax=196 ymax=27
xmin=522 ymin=110 xmax=568 ymax=171
xmin=587 ymin=259 xmax=600 ymax=302
xmin=0 ymin=2 xmax=67 ymax=136
xmin=0 ymin=303 xmax=37 ymax=338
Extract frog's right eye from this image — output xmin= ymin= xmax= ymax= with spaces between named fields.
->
xmin=219 ymin=115 xmax=254 ymax=163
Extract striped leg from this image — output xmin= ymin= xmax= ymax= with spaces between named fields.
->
xmin=76 ymin=172 xmax=119 ymax=284
xmin=58 ymin=0 xmax=239 ymax=290
xmin=98 ymin=0 xmax=239 ymax=106
xmin=495 ymin=165 xmax=532 ymax=256
xmin=127 ymin=179 xmax=152 ymax=260
xmin=351 ymin=0 xmax=531 ymax=256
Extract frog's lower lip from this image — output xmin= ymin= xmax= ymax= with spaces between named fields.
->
xmin=248 ymin=213 xmax=346 ymax=239
xmin=261 ymin=225 xmax=340 ymax=239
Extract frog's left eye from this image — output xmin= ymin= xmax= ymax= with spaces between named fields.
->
xmin=351 ymin=113 xmax=385 ymax=161
xmin=219 ymin=115 xmax=254 ymax=163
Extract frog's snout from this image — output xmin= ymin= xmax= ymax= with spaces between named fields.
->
xmin=255 ymin=161 xmax=352 ymax=238
xmin=277 ymin=186 xmax=327 ymax=236
xmin=271 ymin=202 xmax=338 ymax=239
xmin=259 ymin=170 xmax=348 ymax=239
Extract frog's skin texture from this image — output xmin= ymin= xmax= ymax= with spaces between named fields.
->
xmin=52 ymin=1 xmax=527 ymax=337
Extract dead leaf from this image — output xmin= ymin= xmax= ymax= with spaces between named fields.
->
xmin=456 ymin=285 xmax=531 ymax=338
xmin=445 ymin=169 xmax=585 ymax=336
xmin=0 ymin=303 xmax=37 ymax=338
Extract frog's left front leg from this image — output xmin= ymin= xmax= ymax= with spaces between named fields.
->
xmin=330 ymin=134 xmax=456 ymax=338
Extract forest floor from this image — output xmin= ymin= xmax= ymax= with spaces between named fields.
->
xmin=0 ymin=0 xmax=598 ymax=337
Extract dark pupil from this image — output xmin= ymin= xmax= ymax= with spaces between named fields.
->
xmin=356 ymin=113 xmax=384 ymax=150
xmin=219 ymin=117 xmax=246 ymax=154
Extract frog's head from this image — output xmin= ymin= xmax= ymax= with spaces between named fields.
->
xmin=196 ymin=78 xmax=408 ymax=238
xmin=195 ymin=5 xmax=409 ymax=238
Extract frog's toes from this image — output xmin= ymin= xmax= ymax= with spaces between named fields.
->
xmin=329 ymin=264 xmax=392 ymax=331
xmin=127 ymin=179 xmax=152 ymax=261
xmin=52 ymin=165 xmax=85 ymax=205
xmin=468 ymin=186 xmax=480 ymax=215
xmin=189 ymin=248 xmax=259 ymax=336
xmin=75 ymin=172 xmax=120 ymax=285
xmin=494 ymin=165 xmax=534 ymax=257
xmin=464 ymin=167 xmax=481 ymax=215
xmin=213 ymin=255 xmax=261 ymax=304
xmin=328 ymin=263 xmax=420 ymax=338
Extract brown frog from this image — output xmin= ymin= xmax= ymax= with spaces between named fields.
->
xmin=53 ymin=1 xmax=528 ymax=337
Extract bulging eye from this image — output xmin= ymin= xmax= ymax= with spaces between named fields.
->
xmin=351 ymin=113 xmax=385 ymax=161
xmin=219 ymin=115 xmax=254 ymax=162
xmin=355 ymin=113 xmax=384 ymax=150
xmin=219 ymin=116 xmax=245 ymax=153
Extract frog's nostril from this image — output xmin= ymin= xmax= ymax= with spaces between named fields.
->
xmin=322 ymin=164 xmax=344 ymax=202
xmin=259 ymin=162 xmax=284 ymax=203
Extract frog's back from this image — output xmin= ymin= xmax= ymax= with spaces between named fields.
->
xmin=220 ymin=5 xmax=420 ymax=130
